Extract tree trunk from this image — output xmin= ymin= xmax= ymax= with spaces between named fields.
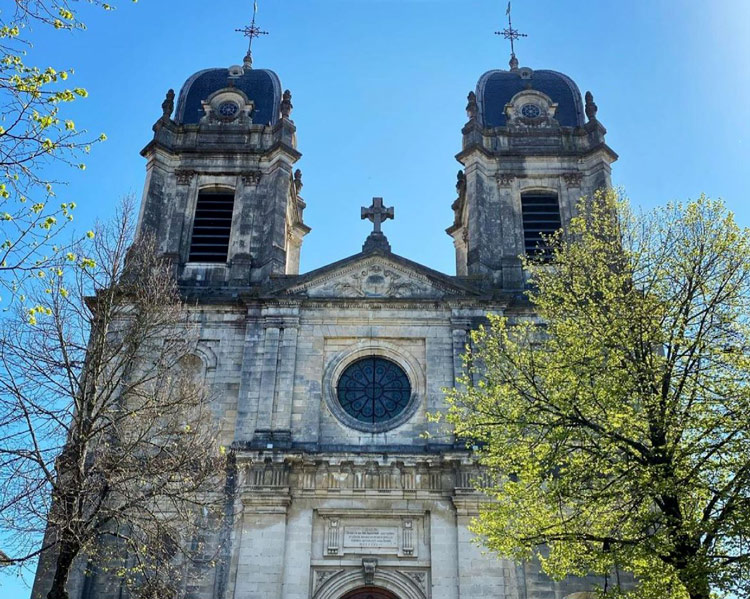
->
xmin=47 ymin=538 xmax=79 ymax=599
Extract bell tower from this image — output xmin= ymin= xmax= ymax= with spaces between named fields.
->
xmin=136 ymin=13 xmax=309 ymax=287
xmin=447 ymin=11 xmax=616 ymax=288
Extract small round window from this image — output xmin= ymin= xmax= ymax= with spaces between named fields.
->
xmin=336 ymin=357 xmax=411 ymax=425
xmin=521 ymin=103 xmax=541 ymax=118
xmin=218 ymin=101 xmax=240 ymax=119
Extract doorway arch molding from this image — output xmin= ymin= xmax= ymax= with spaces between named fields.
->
xmin=313 ymin=568 xmax=427 ymax=599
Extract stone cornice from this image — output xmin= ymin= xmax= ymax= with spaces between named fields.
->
xmin=232 ymin=452 xmax=492 ymax=504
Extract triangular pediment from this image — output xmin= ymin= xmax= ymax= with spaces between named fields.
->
xmin=275 ymin=252 xmax=478 ymax=300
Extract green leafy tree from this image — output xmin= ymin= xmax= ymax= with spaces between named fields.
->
xmin=445 ymin=193 xmax=750 ymax=599
xmin=0 ymin=1 xmax=132 ymax=301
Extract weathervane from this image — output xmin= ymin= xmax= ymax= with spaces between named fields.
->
xmin=495 ymin=1 xmax=527 ymax=70
xmin=237 ymin=1 xmax=268 ymax=69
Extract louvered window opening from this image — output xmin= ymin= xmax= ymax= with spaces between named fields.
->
xmin=188 ymin=192 xmax=235 ymax=263
xmin=521 ymin=192 xmax=561 ymax=257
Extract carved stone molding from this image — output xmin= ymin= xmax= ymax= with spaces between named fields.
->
xmin=175 ymin=170 xmax=195 ymax=185
xmin=496 ymin=174 xmax=515 ymax=186
xmin=362 ymin=558 xmax=378 ymax=584
xmin=326 ymin=518 xmax=340 ymax=555
xmin=242 ymin=171 xmax=262 ymax=186
xmin=313 ymin=569 xmax=344 ymax=594
xmin=402 ymin=570 xmax=428 ymax=595
xmin=238 ymin=454 xmax=491 ymax=499
xmin=563 ymin=172 xmax=584 ymax=187
xmin=244 ymin=461 xmax=289 ymax=488
xmin=296 ymin=263 xmax=442 ymax=299
xmin=322 ymin=340 xmax=425 ymax=434
xmin=316 ymin=570 xmax=340 ymax=586
xmin=503 ymin=89 xmax=559 ymax=129
xmin=311 ymin=567 xmax=428 ymax=599
xmin=402 ymin=519 xmax=414 ymax=556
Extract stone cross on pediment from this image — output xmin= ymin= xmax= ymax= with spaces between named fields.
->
xmin=361 ymin=197 xmax=394 ymax=234
xmin=361 ymin=197 xmax=394 ymax=253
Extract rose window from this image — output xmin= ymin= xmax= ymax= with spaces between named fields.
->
xmin=218 ymin=101 xmax=240 ymax=118
xmin=521 ymin=103 xmax=541 ymax=118
xmin=336 ymin=357 xmax=411 ymax=424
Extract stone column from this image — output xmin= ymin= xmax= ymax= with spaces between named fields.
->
xmin=454 ymin=498 xmax=510 ymax=599
xmin=235 ymin=306 xmax=264 ymax=443
xmin=496 ymin=174 xmax=524 ymax=289
xmin=561 ymin=172 xmax=583 ymax=227
xmin=254 ymin=321 xmax=282 ymax=438
xmin=280 ymin=504 xmax=313 ymax=599
xmin=425 ymin=327 xmax=456 ymax=442
xmin=255 ymin=165 xmax=293 ymax=281
xmin=285 ymin=229 xmax=304 ymax=275
xmin=450 ymin=315 xmax=470 ymax=387
xmin=429 ymin=503 xmax=460 ymax=599
xmin=452 ymin=229 xmax=468 ymax=276
xmin=271 ymin=311 xmax=300 ymax=440
xmin=170 ymin=169 xmax=195 ymax=260
xmin=234 ymin=494 xmax=290 ymax=599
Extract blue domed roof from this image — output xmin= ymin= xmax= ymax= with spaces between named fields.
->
xmin=477 ymin=68 xmax=585 ymax=128
xmin=175 ymin=67 xmax=282 ymax=125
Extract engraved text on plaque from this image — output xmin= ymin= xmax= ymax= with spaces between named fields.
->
xmin=343 ymin=526 xmax=399 ymax=549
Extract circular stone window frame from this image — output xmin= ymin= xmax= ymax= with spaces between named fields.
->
xmin=203 ymin=88 xmax=254 ymax=123
xmin=217 ymin=100 xmax=240 ymax=119
xmin=323 ymin=341 xmax=425 ymax=434
xmin=520 ymin=102 xmax=541 ymax=119
xmin=504 ymin=89 xmax=558 ymax=126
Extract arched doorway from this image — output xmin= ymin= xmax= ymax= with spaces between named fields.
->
xmin=340 ymin=587 xmax=400 ymax=599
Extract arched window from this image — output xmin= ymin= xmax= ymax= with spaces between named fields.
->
xmin=188 ymin=189 xmax=235 ymax=262
xmin=521 ymin=191 xmax=561 ymax=257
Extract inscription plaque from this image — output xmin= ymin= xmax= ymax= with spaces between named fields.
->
xmin=343 ymin=526 xmax=399 ymax=549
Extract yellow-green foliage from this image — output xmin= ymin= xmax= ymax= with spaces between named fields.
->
xmin=0 ymin=1 xmax=134 ymax=303
xmin=445 ymin=191 xmax=750 ymax=599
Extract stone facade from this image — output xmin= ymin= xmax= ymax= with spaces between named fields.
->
xmin=33 ymin=54 xmax=625 ymax=599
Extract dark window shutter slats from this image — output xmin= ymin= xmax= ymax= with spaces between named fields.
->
xmin=521 ymin=193 xmax=561 ymax=257
xmin=188 ymin=192 xmax=235 ymax=263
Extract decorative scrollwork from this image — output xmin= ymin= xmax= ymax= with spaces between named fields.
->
xmin=175 ymin=170 xmax=195 ymax=185
xmin=563 ymin=172 xmax=584 ymax=187
xmin=496 ymin=173 xmax=515 ymax=186
xmin=242 ymin=171 xmax=262 ymax=186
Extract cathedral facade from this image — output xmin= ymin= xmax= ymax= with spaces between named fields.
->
xmin=34 ymin=36 xmax=619 ymax=599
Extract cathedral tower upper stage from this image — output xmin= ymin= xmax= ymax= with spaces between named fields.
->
xmin=448 ymin=64 xmax=617 ymax=288
xmin=137 ymin=62 xmax=309 ymax=287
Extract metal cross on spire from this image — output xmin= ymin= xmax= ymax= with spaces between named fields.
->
xmin=495 ymin=1 xmax=527 ymax=70
xmin=237 ymin=1 xmax=268 ymax=69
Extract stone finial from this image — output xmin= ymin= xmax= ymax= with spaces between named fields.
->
xmin=161 ymin=89 xmax=175 ymax=120
xmin=585 ymin=91 xmax=598 ymax=122
xmin=509 ymin=53 xmax=519 ymax=71
xmin=294 ymin=169 xmax=303 ymax=194
xmin=281 ymin=89 xmax=293 ymax=119
xmin=466 ymin=91 xmax=478 ymax=121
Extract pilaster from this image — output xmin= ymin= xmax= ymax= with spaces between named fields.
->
xmin=234 ymin=492 xmax=291 ymax=599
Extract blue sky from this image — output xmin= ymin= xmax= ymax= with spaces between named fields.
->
xmin=2 ymin=0 xmax=750 ymax=596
